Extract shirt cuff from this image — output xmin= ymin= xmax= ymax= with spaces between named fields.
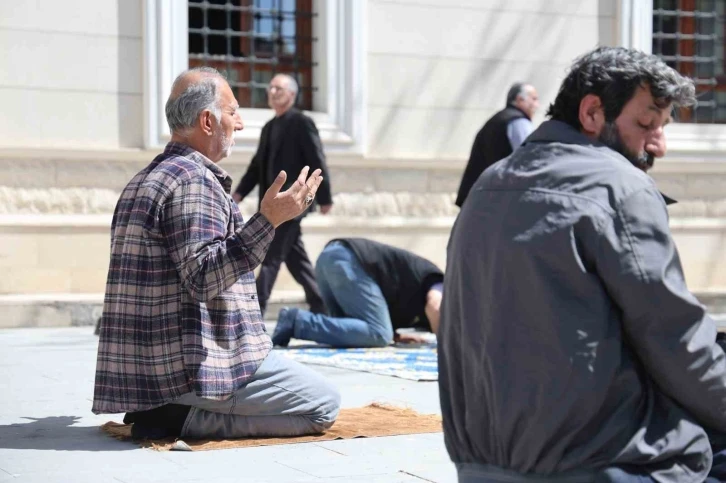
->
xmin=245 ymin=212 xmax=275 ymax=243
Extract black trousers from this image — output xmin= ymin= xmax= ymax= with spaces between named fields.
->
xmin=256 ymin=218 xmax=326 ymax=316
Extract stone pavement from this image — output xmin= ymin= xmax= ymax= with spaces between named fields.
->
xmin=0 ymin=327 xmax=456 ymax=483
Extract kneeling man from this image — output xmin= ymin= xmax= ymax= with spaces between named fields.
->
xmin=272 ymin=238 xmax=443 ymax=348
xmin=93 ymin=67 xmax=339 ymax=440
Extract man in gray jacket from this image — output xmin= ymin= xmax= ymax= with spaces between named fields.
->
xmin=440 ymin=46 xmax=726 ymax=482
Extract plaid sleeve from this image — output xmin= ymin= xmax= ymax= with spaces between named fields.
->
xmin=161 ymin=173 xmax=274 ymax=302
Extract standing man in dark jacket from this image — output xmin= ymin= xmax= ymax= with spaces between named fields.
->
xmin=271 ymin=238 xmax=443 ymax=348
xmin=455 ymin=82 xmax=539 ymax=207
xmin=440 ymin=46 xmax=726 ymax=482
xmin=233 ymin=73 xmax=333 ymax=316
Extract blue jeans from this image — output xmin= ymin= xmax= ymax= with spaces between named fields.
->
xmin=174 ymin=351 xmax=340 ymax=439
xmin=289 ymin=241 xmax=394 ymax=347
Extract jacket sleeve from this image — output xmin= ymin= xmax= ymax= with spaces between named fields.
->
xmin=162 ymin=172 xmax=274 ymax=303
xmin=234 ymin=124 xmax=267 ymax=199
xmin=233 ymin=152 xmax=260 ymax=200
xmin=595 ymin=185 xmax=726 ymax=432
xmin=298 ymin=115 xmax=333 ymax=205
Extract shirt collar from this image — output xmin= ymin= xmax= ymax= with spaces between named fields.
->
xmin=163 ymin=142 xmax=233 ymax=193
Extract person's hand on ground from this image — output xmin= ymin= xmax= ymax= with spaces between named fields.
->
xmin=259 ymin=166 xmax=323 ymax=227
xmin=394 ymin=332 xmax=431 ymax=344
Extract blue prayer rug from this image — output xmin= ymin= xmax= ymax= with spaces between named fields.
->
xmin=278 ymin=344 xmax=438 ymax=381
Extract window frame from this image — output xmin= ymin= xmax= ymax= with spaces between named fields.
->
xmin=143 ymin=0 xmax=367 ymax=154
xmin=187 ymin=0 xmax=317 ymax=112
xmin=619 ymin=0 xmax=726 ymax=153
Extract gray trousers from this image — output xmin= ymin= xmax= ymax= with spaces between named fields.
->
xmin=175 ymin=351 xmax=340 ymax=439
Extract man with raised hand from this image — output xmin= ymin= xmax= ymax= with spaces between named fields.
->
xmin=93 ymin=67 xmax=340 ymax=441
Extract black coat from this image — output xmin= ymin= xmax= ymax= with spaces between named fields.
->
xmin=234 ymin=108 xmax=333 ymax=213
xmin=332 ymin=238 xmax=444 ymax=330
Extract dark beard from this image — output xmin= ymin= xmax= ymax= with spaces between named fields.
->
xmin=598 ymin=122 xmax=654 ymax=172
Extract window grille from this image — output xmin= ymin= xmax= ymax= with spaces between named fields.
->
xmin=652 ymin=0 xmax=726 ymax=123
xmin=188 ymin=0 xmax=317 ymax=111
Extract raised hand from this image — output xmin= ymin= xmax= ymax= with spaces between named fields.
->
xmin=259 ymin=166 xmax=323 ymax=227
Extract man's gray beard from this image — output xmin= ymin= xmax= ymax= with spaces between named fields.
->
xmin=598 ymin=122 xmax=654 ymax=171
xmin=219 ymin=131 xmax=233 ymax=159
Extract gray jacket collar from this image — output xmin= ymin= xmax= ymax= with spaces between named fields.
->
xmin=525 ymin=119 xmax=605 ymax=148
xmin=525 ymin=120 xmax=677 ymax=205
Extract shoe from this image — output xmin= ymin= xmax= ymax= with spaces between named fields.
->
xmin=272 ymin=307 xmax=298 ymax=347
xmin=125 ymin=404 xmax=190 ymax=440
xmin=131 ymin=423 xmax=176 ymax=440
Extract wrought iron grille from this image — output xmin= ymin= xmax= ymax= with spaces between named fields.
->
xmin=188 ymin=0 xmax=317 ymax=110
xmin=652 ymin=0 xmax=726 ymax=123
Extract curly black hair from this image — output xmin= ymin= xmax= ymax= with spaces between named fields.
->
xmin=546 ymin=47 xmax=696 ymax=129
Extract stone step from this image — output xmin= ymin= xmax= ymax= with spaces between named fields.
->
xmin=2 ymin=291 xmax=726 ymax=329
xmin=0 ymin=291 xmax=309 ymax=329
xmin=264 ymin=291 xmax=309 ymax=321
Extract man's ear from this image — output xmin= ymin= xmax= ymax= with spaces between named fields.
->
xmin=578 ymin=94 xmax=605 ymax=136
xmin=198 ymin=110 xmax=214 ymax=136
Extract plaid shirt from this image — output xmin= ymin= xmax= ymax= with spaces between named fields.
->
xmin=93 ymin=143 xmax=274 ymax=414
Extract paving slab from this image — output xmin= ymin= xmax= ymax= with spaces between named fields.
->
xmin=0 ymin=327 xmax=456 ymax=483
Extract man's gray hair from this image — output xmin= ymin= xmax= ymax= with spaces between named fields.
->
xmin=165 ymin=67 xmax=225 ymax=134
xmin=506 ymin=83 xmax=528 ymax=106
xmin=276 ymin=73 xmax=299 ymax=96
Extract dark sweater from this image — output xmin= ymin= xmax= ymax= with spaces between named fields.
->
xmin=455 ymin=106 xmax=528 ymax=207
xmin=332 ymin=238 xmax=443 ymax=330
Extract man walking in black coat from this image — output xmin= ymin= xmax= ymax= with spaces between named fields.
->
xmin=455 ymin=82 xmax=539 ymax=207
xmin=233 ymin=73 xmax=333 ymax=316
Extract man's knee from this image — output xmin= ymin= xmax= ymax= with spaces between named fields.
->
xmin=367 ymin=325 xmax=394 ymax=347
xmin=308 ymin=381 xmax=341 ymax=431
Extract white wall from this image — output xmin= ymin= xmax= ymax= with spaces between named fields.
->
xmin=0 ymin=0 xmax=617 ymax=157
xmin=366 ymin=0 xmax=613 ymax=159
xmin=0 ymin=0 xmax=144 ymax=149
xmin=3 ymin=0 xmax=726 ymax=298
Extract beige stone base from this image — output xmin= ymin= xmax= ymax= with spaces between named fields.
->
xmin=0 ymin=214 xmax=455 ymax=327
xmin=0 ymin=213 xmax=454 ymax=295
xmin=0 ymin=292 xmax=308 ymax=329
xmin=3 ymin=291 xmax=726 ymax=329
xmin=2 ymin=213 xmax=724 ymax=291
xmin=2 ymin=213 xmax=726 ymax=328
xmin=670 ymin=218 xmax=726 ymax=289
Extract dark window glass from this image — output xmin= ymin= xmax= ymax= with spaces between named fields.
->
xmin=653 ymin=0 xmax=726 ymax=123
xmin=188 ymin=0 xmax=317 ymax=110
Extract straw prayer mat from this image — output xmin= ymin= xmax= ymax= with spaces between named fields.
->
xmin=100 ymin=403 xmax=442 ymax=451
